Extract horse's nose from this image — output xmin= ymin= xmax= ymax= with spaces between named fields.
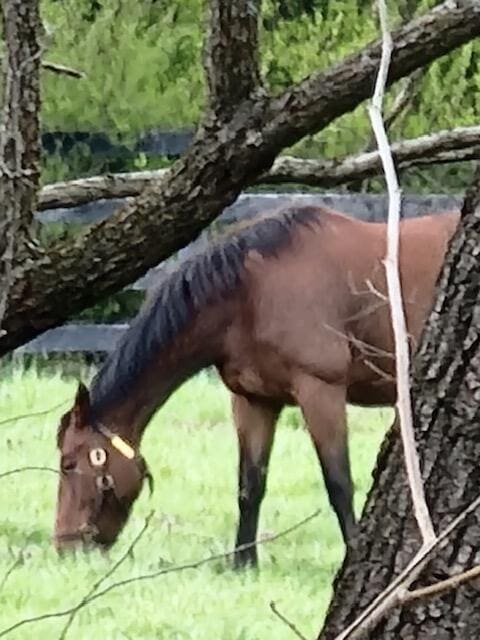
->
xmin=53 ymin=524 xmax=99 ymax=554
xmin=78 ymin=522 xmax=99 ymax=542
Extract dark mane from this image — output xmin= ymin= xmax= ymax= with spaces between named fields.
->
xmin=90 ymin=205 xmax=320 ymax=414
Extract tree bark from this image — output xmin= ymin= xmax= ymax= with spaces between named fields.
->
xmin=0 ymin=0 xmax=41 ymax=326
xmin=203 ymin=0 xmax=263 ymax=121
xmin=1 ymin=1 xmax=480 ymax=354
xmin=320 ymin=168 xmax=480 ymax=639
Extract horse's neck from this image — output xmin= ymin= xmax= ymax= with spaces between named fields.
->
xmin=98 ymin=302 xmax=230 ymax=447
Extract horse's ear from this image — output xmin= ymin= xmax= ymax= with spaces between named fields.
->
xmin=57 ymin=383 xmax=91 ymax=447
xmin=71 ymin=382 xmax=91 ymax=428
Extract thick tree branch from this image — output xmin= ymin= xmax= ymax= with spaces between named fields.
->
xmin=37 ymin=126 xmax=480 ymax=211
xmin=262 ymin=1 xmax=480 ymax=148
xmin=1 ymin=0 xmax=480 ymax=355
xmin=203 ymin=0 xmax=262 ymax=119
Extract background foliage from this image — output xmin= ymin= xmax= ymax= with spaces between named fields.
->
xmin=41 ymin=0 xmax=479 ymax=190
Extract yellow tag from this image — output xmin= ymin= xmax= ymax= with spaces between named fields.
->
xmin=110 ymin=435 xmax=135 ymax=460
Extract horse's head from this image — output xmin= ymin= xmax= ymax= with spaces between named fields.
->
xmin=54 ymin=383 xmax=152 ymax=553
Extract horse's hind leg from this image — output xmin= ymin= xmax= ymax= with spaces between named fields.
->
xmin=296 ymin=377 xmax=355 ymax=546
xmin=232 ymin=393 xmax=281 ymax=569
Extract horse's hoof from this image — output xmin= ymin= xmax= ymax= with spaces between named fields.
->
xmin=233 ymin=552 xmax=259 ymax=571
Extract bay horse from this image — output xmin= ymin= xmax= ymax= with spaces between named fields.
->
xmin=54 ymin=204 xmax=459 ymax=567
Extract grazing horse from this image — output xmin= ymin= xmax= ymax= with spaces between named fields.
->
xmin=54 ymin=205 xmax=458 ymax=566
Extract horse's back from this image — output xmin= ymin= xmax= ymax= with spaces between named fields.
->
xmin=219 ymin=206 xmax=459 ymax=405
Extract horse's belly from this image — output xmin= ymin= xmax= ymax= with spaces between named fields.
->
xmin=346 ymin=356 xmax=397 ymax=406
xmin=217 ymin=360 xmax=294 ymax=403
xmin=346 ymin=380 xmax=396 ymax=407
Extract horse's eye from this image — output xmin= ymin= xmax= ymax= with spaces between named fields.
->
xmin=61 ymin=457 xmax=76 ymax=474
xmin=89 ymin=448 xmax=107 ymax=467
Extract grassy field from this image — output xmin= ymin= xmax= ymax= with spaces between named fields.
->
xmin=0 ymin=367 xmax=392 ymax=640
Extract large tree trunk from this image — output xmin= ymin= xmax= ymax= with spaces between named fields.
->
xmin=320 ymin=175 xmax=480 ymax=639
xmin=1 ymin=1 xmax=480 ymax=354
xmin=0 ymin=0 xmax=41 ymax=326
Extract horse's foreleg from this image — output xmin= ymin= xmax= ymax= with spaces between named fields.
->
xmin=232 ymin=393 xmax=280 ymax=569
xmin=296 ymin=377 xmax=356 ymax=546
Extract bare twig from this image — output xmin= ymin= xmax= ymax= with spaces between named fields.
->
xmin=57 ymin=511 xmax=155 ymax=640
xmin=324 ymin=323 xmax=395 ymax=361
xmin=368 ymin=0 xmax=435 ymax=544
xmin=0 ymin=512 xmax=154 ymax=639
xmin=41 ymin=60 xmax=84 ymax=78
xmin=403 ymin=564 xmax=480 ymax=605
xmin=0 ymin=398 xmax=70 ymax=428
xmin=0 ymin=58 xmax=85 ymax=78
xmin=270 ymin=601 xmax=309 ymax=640
xmin=384 ymin=70 xmax=424 ymax=131
xmin=0 ymin=466 xmax=59 ymax=481
xmin=362 ymin=69 xmax=425 ymax=155
xmin=335 ymin=493 xmax=480 ymax=640
xmin=0 ymin=553 xmax=23 ymax=593
xmin=0 ymin=508 xmax=321 ymax=638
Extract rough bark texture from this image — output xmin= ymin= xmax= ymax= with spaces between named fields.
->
xmin=320 ymin=176 xmax=480 ymax=639
xmin=203 ymin=0 xmax=263 ymax=120
xmin=1 ymin=1 xmax=480 ymax=354
xmin=0 ymin=0 xmax=41 ymax=325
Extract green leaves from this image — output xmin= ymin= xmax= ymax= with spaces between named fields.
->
xmin=40 ymin=0 xmax=480 ymax=193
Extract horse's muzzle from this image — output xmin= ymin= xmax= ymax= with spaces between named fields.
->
xmin=54 ymin=523 xmax=105 ymax=554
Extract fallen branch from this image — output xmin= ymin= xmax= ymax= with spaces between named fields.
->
xmin=267 ymin=127 xmax=480 ymax=188
xmin=368 ymin=0 xmax=435 ymax=544
xmin=36 ymin=126 xmax=480 ymax=212
xmin=0 ymin=508 xmax=321 ymax=638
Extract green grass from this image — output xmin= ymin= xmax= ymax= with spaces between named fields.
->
xmin=0 ymin=368 xmax=392 ymax=640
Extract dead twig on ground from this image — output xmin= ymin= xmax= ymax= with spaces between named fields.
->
xmin=270 ymin=601 xmax=309 ymax=640
xmin=0 ymin=466 xmax=59 ymax=481
xmin=0 ymin=508 xmax=321 ymax=639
